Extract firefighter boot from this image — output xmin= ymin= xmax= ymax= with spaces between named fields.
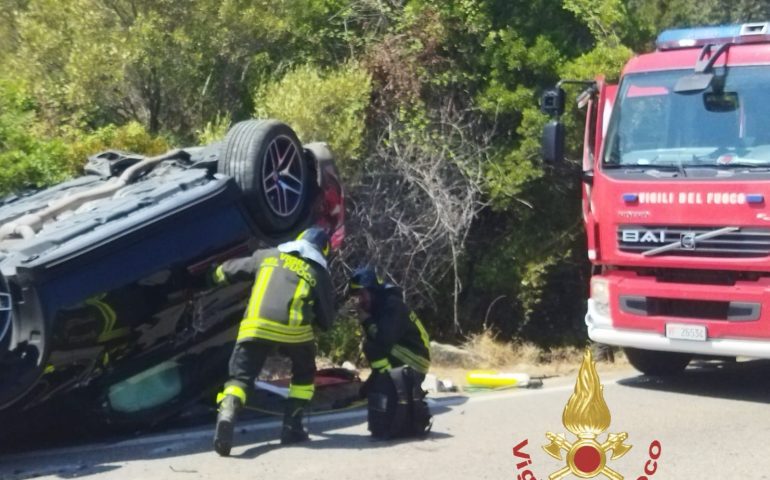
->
xmin=280 ymin=399 xmax=310 ymax=445
xmin=213 ymin=394 xmax=242 ymax=456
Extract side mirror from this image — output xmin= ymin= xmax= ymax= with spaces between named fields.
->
xmin=541 ymin=88 xmax=566 ymax=117
xmin=542 ymin=120 xmax=565 ymax=164
xmin=703 ymin=91 xmax=739 ymax=112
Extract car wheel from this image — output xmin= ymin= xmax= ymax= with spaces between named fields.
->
xmin=623 ymin=347 xmax=692 ymax=376
xmin=220 ymin=120 xmax=311 ymax=233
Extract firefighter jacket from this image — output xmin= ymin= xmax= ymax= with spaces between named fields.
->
xmin=214 ymin=245 xmax=334 ymax=344
xmin=362 ymin=287 xmax=431 ymax=374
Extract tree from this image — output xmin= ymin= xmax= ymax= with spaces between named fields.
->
xmin=5 ymin=0 xmax=356 ymax=138
xmin=626 ymin=0 xmax=770 ymax=37
xmin=342 ymin=103 xmax=488 ymax=333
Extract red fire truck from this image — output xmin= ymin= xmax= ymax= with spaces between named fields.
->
xmin=541 ymin=22 xmax=770 ymax=375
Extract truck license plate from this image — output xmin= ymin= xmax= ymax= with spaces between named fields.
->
xmin=666 ymin=323 xmax=707 ymax=341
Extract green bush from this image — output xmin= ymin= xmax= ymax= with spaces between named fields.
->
xmin=316 ymin=313 xmax=364 ymax=366
xmin=0 ymin=80 xmax=171 ymax=195
xmin=64 ymin=122 xmax=170 ymax=171
xmin=0 ymin=80 xmax=71 ymax=195
xmin=195 ymin=113 xmax=232 ymax=145
xmin=254 ymin=63 xmax=372 ymax=174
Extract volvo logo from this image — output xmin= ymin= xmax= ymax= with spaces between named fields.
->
xmin=680 ymin=233 xmax=697 ymax=250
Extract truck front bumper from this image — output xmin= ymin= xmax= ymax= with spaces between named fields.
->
xmin=586 ymin=298 xmax=770 ymax=359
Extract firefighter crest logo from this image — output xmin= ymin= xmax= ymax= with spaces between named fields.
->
xmin=542 ymin=350 xmax=632 ymax=479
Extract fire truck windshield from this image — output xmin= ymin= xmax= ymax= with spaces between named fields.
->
xmin=603 ymin=66 xmax=770 ymax=170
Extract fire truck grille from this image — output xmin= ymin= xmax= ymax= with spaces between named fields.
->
xmin=618 ymin=225 xmax=770 ymax=258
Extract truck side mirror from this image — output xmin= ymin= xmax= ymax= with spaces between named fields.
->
xmin=541 ymin=88 xmax=565 ymax=117
xmin=542 ymin=120 xmax=565 ymax=164
xmin=703 ymin=91 xmax=739 ymax=112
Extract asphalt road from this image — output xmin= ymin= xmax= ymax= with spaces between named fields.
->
xmin=3 ymin=359 xmax=770 ymax=479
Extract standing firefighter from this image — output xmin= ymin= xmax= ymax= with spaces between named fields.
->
xmin=349 ymin=267 xmax=432 ymax=439
xmin=211 ymin=227 xmax=334 ymax=456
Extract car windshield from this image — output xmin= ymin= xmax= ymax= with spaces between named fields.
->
xmin=603 ymin=66 xmax=770 ymax=169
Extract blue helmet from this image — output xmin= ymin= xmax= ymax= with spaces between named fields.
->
xmin=349 ymin=266 xmax=384 ymax=291
xmin=298 ymin=227 xmax=331 ymax=257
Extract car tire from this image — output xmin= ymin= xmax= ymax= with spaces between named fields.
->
xmin=220 ymin=120 xmax=311 ymax=233
xmin=623 ymin=347 xmax=691 ymax=376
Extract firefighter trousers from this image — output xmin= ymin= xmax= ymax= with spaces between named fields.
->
xmin=224 ymin=340 xmax=316 ymax=403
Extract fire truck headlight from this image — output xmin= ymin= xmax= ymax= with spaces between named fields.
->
xmin=591 ymin=277 xmax=610 ymax=317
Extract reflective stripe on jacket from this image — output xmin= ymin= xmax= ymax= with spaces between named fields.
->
xmin=216 ymin=247 xmax=334 ymax=344
xmin=363 ymin=288 xmax=431 ymax=374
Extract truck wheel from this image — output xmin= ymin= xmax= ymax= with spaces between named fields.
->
xmin=623 ymin=347 xmax=691 ymax=376
xmin=220 ymin=120 xmax=311 ymax=233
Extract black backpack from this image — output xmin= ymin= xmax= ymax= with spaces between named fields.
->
xmin=367 ymin=366 xmax=432 ymax=439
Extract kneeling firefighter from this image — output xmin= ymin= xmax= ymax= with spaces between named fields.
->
xmin=349 ymin=267 xmax=432 ymax=438
xmin=212 ymin=228 xmax=335 ymax=456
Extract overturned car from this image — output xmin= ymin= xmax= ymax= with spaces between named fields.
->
xmin=0 ymin=120 xmax=344 ymax=434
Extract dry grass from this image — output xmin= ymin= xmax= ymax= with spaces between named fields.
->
xmin=461 ymin=332 xmax=541 ymax=368
xmin=429 ymin=330 xmax=629 ymax=385
xmin=450 ymin=330 xmax=588 ymax=369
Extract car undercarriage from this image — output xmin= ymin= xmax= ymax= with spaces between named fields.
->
xmin=0 ymin=120 xmax=344 ymax=439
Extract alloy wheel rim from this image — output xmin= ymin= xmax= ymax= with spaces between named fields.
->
xmin=261 ymin=135 xmax=305 ymax=218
